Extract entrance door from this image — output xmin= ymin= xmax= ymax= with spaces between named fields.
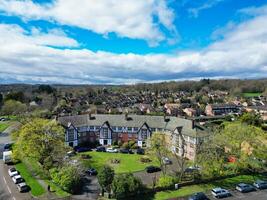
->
xmin=104 ymin=140 xmax=108 ymax=145
xmin=69 ymin=142 xmax=73 ymax=147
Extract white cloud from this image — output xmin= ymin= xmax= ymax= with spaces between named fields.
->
xmin=0 ymin=4 xmax=267 ymax=84
xmin=0 ymin=0 xmax=177 ymax=46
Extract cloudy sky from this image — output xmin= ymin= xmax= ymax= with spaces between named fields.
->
xmin=0 ymin=0 xmax=267 ymax=84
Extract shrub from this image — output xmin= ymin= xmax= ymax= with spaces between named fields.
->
xmin=118 ymin=141 xmax=123 ymax=147
xmin=156 ymin=175 xmax=178 ymax=189
xmin=128 ymin=140 xmax=136 ymax=149
xmin=122 ymin=142 xmax=130 ymax=149
xmin=110 ymin=158 xmax=121 ymax=164
xmin=50 ymin=165 xmax=82 ymax=193
xmin=140 ymin=156 xmax=151 ymax=163
xmin=80 ymin=154 xmax=91 ymax=159
xmin=112 ymin=173 xmax=144 ymax=199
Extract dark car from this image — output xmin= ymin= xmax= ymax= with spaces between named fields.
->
xmin=17 ymin=182 xmax=29 ymax=193
xmin=253 ymin=180 xmax=267 ymax=189
xmin=188 ymin=192 xmax=209 ymax=200
xmin=75 ymin=147 xmax=91 ymax=153
xmin=96 ymin=146 xmax=106 ymax=152
xmin=120 ymin=148 xmax=133 ymax=154
xmin=236 ymin=183 xmax=256 ymax=193
xmin=86 ymin=168 xmax=97 ymax=176
xmin=145 ymin=166 xmax=161 ymax=173
xmin=136 ymin=148 xmax=145 ymax=155
xmin=4 ymin=143 xmax=13 ymax=151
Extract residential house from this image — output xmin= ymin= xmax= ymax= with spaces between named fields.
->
xmin=205 ymin=104 xmax=241 ymax=116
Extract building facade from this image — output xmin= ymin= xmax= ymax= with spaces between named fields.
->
xmin=58 ymin=114 xmax=209 ymax=160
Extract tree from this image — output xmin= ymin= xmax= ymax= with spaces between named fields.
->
xmin=0 ymin=93 xmax=3 ymax=108
xmin=240 ymin=112 xmax=262 ymax=127
xmin=1 ymin=100 xmax=27 ymax=116
xmin=50 ymin=165 xmax=82 ymax=193
xmin=12 ymin=118 xmax=68 ymax=168
xmin=148 ymin=132 xmax=170 ymax=175
xmin=98 ymin=165 xmax=115 ymax=195
xmin=111 ymin=173 xmax=144 ymax=199
xmin=4 ymin=91 xmax=25 ymax=102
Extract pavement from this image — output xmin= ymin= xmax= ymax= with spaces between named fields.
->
xmin=0 ymin=122 xmax=33 ymax=200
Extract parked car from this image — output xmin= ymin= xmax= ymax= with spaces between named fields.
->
xmin=120 ymin=148 xmax=133 ymax=154
xmin=211 ymin=188 xmax=231 ymax=198
xmin=96 ymin=146 xmax=106 ymax=152
xmin=188 ymin=192 xmax=209 ymax=200
xmin=17 ymin=182 xmax=29 ymax=192
xmin=236 ymin=183 xmax=256 ymax=193
xmin=145 ymin=166 xmax=161 ymax=173
xmin=106 ymin=147 xmax=118 ymax=153
xmin=136 ymin=148 xmax=145 ymax=155
xmin=8 ymin=168 xmax=19 ymax=177
xmin=253 ymin=180 xmax=267 ymax=189
xmin=86 ymin=168 xmax=97 ymax=176
xmin=162 ymin=157 xmax=172 ymax=165
xmin=75 ymin=147 xmax=91 ymax=153
xmin=12 ymin=175 xmax=24 ymax=184
xmin=4 ymin=143 xmax=13 ymax=151
xmin=66 ymin=150 xmax=76 ymax=157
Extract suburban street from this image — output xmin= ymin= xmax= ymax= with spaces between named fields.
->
xmin=0 ymin=122 xmax=32 ymax=200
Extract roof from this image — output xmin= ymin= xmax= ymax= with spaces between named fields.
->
xmin=58 ymin=114 xmax=208 ymax=138
xmin=210 ymin=104 xmax=238 ymax=109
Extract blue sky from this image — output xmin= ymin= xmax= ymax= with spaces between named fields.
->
xmin=0 ymin=0 xmax=267 ymax=84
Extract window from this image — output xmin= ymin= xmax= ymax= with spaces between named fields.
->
xmin=141 ymin=129 xmax=147 ymax=139
xmin=103 ymin=128 xmax=108 ymax=138
xmin=133 ymin=127 xmax=139 ymax=131
xmin=127 ymin=127 xmax=132 ymax=132
xmin=68 ymin=129 xmax=75 ymax=141
xmin=118 ymin=127 xmax=123 ymax=131
xmin=151 ymin=128 xmax=156 ymax=132
xmin=111 ymin=126 xmax=116 ymax=131
xmin=95 ymin=126 xmax=100 ymax=130
xmin=89 ymin=126 xmax=94 ymax=130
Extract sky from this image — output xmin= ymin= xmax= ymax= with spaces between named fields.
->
xmin=0 ymin=0 xmax=267 ymax=84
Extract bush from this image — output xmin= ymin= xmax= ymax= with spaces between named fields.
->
xmin=118 ymin=141 xmax=123 ymax=147
xmin=156 ymin=175 xmax=178 ymax=189
xmin=140 ymin=156 xmax=151 ymax=163
xmin=112 ymin=141 xmax=118 ymax=146
xmin=128 ymin=140 xmax=136 ymax=149
xmin=122 ymin=142 xmax=130 ymax=149
xmin=112 ymin=173 xmax=144 ymax=199
xmin=110 ymin=158 xmax=120 ymax=164
xmin=50 ymin=165 xmax=82 ymax=193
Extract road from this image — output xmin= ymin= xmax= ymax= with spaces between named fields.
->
xmin=0 ymin=122 xmax=32 ymax=200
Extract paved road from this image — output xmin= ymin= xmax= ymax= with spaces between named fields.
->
xmin=0 ymin=123 xmax=32 ymax=200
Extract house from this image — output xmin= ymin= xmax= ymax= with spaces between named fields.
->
xmin=58 ymin=114 xmax=209 ymax=160
xmin=164 ymin=103 xmax=183 ymax=116
xmin=245 ymin=106 xmax=267 ymax=120
xmin=205 ymin=104 xmax=240 ymax=116
xmin=183 ymin=108 xmax=196 ymax=117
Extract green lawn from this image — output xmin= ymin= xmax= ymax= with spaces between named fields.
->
xmin=81 ymin=151 xmax=158 ymax=173
xmin=242 ymin=92 xmax=262 ymax=97
xmin=153 ymin=174 xmax=265 ymax=200
xmin=0 ymin=123 xmax=9 ymax=132
xmin=15 ymin=162 xmax=46 ymax=196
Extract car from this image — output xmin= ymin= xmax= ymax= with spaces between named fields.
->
xmin=136 ymin=148 xmax=145 ymax=155
xmin=253 ymin=180 xmax=267 ymax=189
xmin=106 ymin=147 xmax=118 ymax=153
xmin=162 ymin=157 xmax=172 ymax=165
xmin=12 ymin=175 xmax=25 ymax=184
xmin=96 ymin=146 xmax=106 ymax=152
xmin=75 ymin=147 xmax=91 ymax=153
xmin=8 ymin=168 xmax=19 ymax=177
xmin=236 ymin=183 xmax=256 ymax=193
xmin=145 ymin=166 xmax=161 ymax=173
xmin=120 ymin=148 xmax=133 ymax=154
xmin=188 ymin=192 xmax=209 ymax=200
xmin=17 ymin=182 xmax=29 ymax=192
xmin=66 ymin=150 xmax=76 ymax=157
xmin=86 ymin=168 xmax=97 ymax=176
xmin=211 ymin=188 xmax=231 ymax=198
xmin=4 ymin=143 xmax=13 ymax=151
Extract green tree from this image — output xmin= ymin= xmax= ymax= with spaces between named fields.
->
xmin=12 ymin=118 xmax=68 ymax=167
xmin=1 ymin=100 xmax=27 ymax=116
xmin=111 ymin=173 xmax=144 ymax=199
xmin=240 ymin=112 xmax=262 ymax=127
xmin=98 ymin=165 xmax=115 ymax=195
xmin=148 ymin=132 xmax=169 ymax=175
xmin=50 ymin=165 xmax=82 ymax=193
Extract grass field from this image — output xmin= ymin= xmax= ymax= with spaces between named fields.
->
xmin=242 ymin=92 xmax=262 ymax=97
xmin=153 ymin=174 xmax=265 ymax=200
xmin=81 ymin=151 xmax=158 ymax=173
xmin=0 ymin=123 xmax=9 ymax=132
xmin=15 ymin=162 xmax=46 ymax=196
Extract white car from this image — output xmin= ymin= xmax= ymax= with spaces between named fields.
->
xmin=106 ymin=148 xmax=118 ymax=153
xmin=12 ymin=175 xmax=24 ymax=184
xmin=8 ymin=168 xmax=19 ymax=177
xmin=162 ymin=157 xmax=172 ymax=165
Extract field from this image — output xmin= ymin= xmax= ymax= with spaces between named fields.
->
xmin=0 ymin=122 xmax=9 ymax=132
xmin=15 ymin=162 xmax=46 ymax=196
xmin=81 ymin=151 xmax=158 ymax=173
xmin=152 ymin=174 xmax=265 ymax=200
xmin=242 ymin=92 xmax=262 ymax=97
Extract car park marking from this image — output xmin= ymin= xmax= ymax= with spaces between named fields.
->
xmin=12 ymin=197 xmax=16 ymax=200
xmin=7 ymin=185 xmax=11 ymax=194
xmin=3 ymin=176 xmax=7 ymax=184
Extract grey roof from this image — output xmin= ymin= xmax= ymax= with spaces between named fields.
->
xmin=58 ymin=114 xmax=208 ymax=137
